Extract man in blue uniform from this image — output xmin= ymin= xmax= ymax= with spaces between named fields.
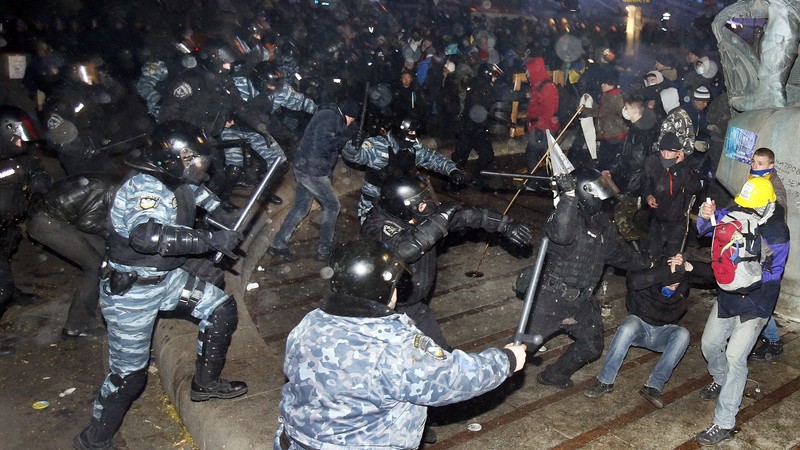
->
xmin=342 ymin=118 xmax=464 ymax=221
xmin=73 ymin=121 xmax=245 ymax=450
xmin=275 ymin=239 xmax=527 ymax=450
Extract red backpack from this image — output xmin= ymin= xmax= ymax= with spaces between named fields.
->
xmin=710 ymin=211 xmax=771 ymax=294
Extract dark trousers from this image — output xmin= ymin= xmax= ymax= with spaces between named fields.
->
xmin=0 ymin=225 xmax=22 ymax=309
xmin=525 ymin=284 xmax=604 ymax=382
xmin=452 ymin=124 xmax=493 ymax=177
xmin=27 ymin=212 xmax=105 ymax=329
xmin=646 ymin=217 xmax=687 ymax=260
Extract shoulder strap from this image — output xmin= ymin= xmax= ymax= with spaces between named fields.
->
xmin=536 ymin=79 xmax=554 ymax=92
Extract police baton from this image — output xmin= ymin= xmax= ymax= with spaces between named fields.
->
xmin=514 ymin=236 xmax=547 ymax=346
xmin=205 ymin=156 xmax=287 ymax=263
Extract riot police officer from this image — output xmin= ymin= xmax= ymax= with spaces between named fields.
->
xmin=275 ymin=239 xmax=527 ymax=449
xmin=362 ymin=173 xmax=532 ymax=349
xmin=73 ymin=121 xmax=245 ymax=450
xmin=0 ymin=106 xmax=51 ymax=324
xmin=515 ymin=168 xmax=653 ymax=389
xmin=342 ymin=117 xmax=464 ymax=221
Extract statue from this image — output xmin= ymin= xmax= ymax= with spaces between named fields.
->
xmin=712 ymin=0 xmax=800 ymax=111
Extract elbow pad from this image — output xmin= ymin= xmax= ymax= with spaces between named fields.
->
xmin=130 ymin=219 xmax=210 ymax=256
xmin=398 ymin=215 xmax=449 ymax=260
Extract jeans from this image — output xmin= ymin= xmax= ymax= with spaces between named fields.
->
xmin=701 ymin=302 xmax=767 ymax=429
xmin=596 ymin=315 xmax=690 ymax=391
xmin=272 ymin=169 xmax=340 ymax=256
xmin=761 ymin=316 xmax=780 ymax=342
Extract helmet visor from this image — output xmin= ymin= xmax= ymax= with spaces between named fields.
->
xmin=8 ymin=118 xmax=37 ymax=142
xmin=404 ymin=183 xmax=439 ymax=218
xmin=181 ymin=150 xmax=211 ymax=185
xmin=585 ymin=172 xmax=619 ymax=200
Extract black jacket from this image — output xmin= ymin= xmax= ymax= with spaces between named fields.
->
xmin=641 ymin=153 xmax=703 ymax=222
xmin=362 ymin=204 xmax=509 ymax=305
xmin=625 ymin=264 xmax=689 ymax=326
xmin=294 ymin=105 xmax=354 ymax=177
xmin=29 ymin=174 xmax=116 ymax=236
xmin=611 ymin=109 xmax=658 ymax=197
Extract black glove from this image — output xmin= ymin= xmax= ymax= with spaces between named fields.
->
xmin=351 ymin=129 xmax=367 ymax=147
xmin=501 ymin=220 xmax=533 ymax=246
xmin=449 ymin=169 xmax=465 ymax=185
xmin=554 ymin=173 xmax=576 ymax=192
xmin=208 ymin=229 xmax=243 ymax=254
xmin=438 ymin=202 xmax=462 ymax=222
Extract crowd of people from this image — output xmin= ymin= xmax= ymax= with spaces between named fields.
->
xmin=0 ymin=0 xmax=791 ymax=449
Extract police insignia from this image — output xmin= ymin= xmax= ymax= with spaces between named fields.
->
xmin=360 ymin=140 xmax=374 ymax=151
xmin=47 ymin=113 xmax=64 ymax=130
xmin=382 ymin=222 xmax=402 ymax=237
xmin=173 ymin=82 xmax=193 ymax=98
xmin=171 ymin=196 xmax=177 ymax=208
xmin=413 ymin=334 xmax=447 ymax=361
xmin=139 ymin=194 xmax=161 ymax=210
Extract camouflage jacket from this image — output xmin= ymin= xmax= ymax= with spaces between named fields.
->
xmin=342 ymin=131 xmax=457 ymax=200
xmin=278 ymin=308 xmax=511 ymax=449
xmin=657 ymin=108 xmax=695 ymax=154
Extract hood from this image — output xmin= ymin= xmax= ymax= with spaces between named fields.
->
xmin=634 ymin=107 xmax=658 ymax=131
xmin=525 ymin=57 xmax=549 ymax=85
xmin=699 ymin=56 xmax=718 ymax=79
xmin=660 ymin=87 xmax=680 ymax=113
xmin=645 ymin=70 xmax=664 ymax=86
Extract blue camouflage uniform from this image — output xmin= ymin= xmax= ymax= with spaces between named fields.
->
xmin=275 ymin=308 xmax=512 ymax=449
xmin=93 ymin=173 xmax=229 ymax=415
xmin=342 ymin=132 xmax=457 ymax=220
xmin=136 ymin=61 xmax=169 ymax=119
xmin=221 ymin=76 xmax=316 ymax=169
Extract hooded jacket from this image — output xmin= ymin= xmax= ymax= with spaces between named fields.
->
xmin=525 ymin=57 xmax=559 ymax=132
xmin=658 ymin=88 xmax=695 ymax=154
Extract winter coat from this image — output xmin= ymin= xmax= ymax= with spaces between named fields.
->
xmin=293 ymin=105 xmax=353 ymax=177
xmin=525 ymin=57 xmax=559 ymax=132
xmin=641 ymin=152 xmax=703 ymax=222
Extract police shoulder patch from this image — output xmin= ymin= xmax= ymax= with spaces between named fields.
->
xmin=360 ymin=140 xmax=374 ymax=151
xmin=382 ymin=221 xmax=403 ymax=237
xmin=173 ymin=82 xmax=193 ymax=98
xmin=413 ymin=334 xmax=447 ymax=361
xmin=138 ymin=194 xmax=161 ymax=210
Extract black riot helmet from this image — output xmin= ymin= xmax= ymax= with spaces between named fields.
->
xmin=328 ymin=239 xmax=408 ymax=306
xmin=478 ymin=63 xmax=503 ymax=84
xmin=393 ymin=118 xmax=419 ymax=148
xmin=379 ymin=173 xmax=440 ymax=222
xmin=250 ymin=60 xmax=284 ymax=90
xmin=0 ymin=105 xmax=38 ymax=158
xmin=197 ymin=39 xmax=243 ymax=75
xmin=125 ymin=120 xmax=213 ymax=185
xmin=574 ymin=168 xmax=619 ymax=214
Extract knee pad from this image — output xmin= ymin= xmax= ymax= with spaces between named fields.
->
xmin=107 ymin=368 xmax=148 ymax=401
xmin=208 ymin=297 xmax=239 ymax=333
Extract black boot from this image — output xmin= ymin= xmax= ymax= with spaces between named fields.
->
xmin=219 ymin=165 xmax=243 ymax=211
xmin=191 ymin=298 xmax=248 ymax=401
xmin=73 ymin=369 xmax=147 ymax=450
xmin=266 ymin=192 xmax=283 ymax=205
